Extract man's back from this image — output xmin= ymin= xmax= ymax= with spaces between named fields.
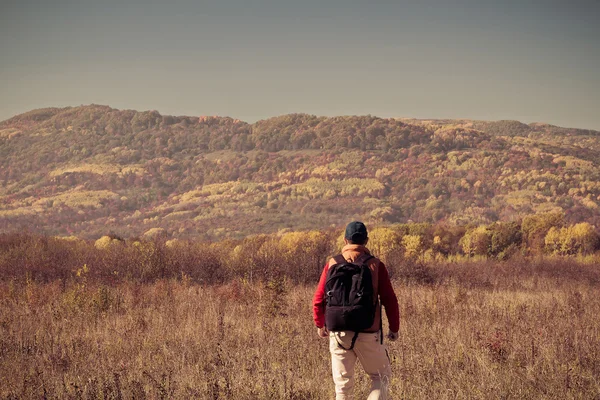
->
xmin=312 ymin=221 xmax=400 ymax=400
xmin=313 ymin=243 xmax=399 ymax=334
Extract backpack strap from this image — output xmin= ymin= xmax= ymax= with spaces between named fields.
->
xmin=380 ymin=302 xmax=384 ymax=345
xmin=331 ymin=253 xmax=373 ymax=266
xmin=354 ymin=253 xmax=374 ymax=266
xmin=334 ymin=331 xmax=360 ymax=351
xmin=331 ymin=254 xmax=346 ymax=266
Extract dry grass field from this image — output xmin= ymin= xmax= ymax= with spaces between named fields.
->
xmin=1 ymin=257 xmax=600 ymax=399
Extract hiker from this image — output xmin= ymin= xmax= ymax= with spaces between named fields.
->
xmin=313 ymin=221 xmax=400 ymax=400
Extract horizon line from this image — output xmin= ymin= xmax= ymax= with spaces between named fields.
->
xmin=3 ymin=103 xmax=599 ymax=132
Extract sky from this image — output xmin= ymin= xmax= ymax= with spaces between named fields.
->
xmin=1 ymin=0 xmax=599 ymax=129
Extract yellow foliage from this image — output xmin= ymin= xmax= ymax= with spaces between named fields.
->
xmin=504 ymin=190 xmax=537 ymax=207
xmin=0 ymin=208 xmax=38 ymax=217
xmin=76 ymin=263 xmax=89 ymax=278
xmin=369 ymin=207 xmax=394 ymax=222
xmin=448 ymin=207 xmax=493 ymax=226
xmin=143 ymin=228 xmax=166 ymax=239
xmin=178 ymin=189 xmax=204 ymax=203
xmin=165 ymin=239 xmax=182 ymax=248
xmin=310 ymin=165 xmax=344 ymax=179
xmin=544 ymin=227 xmax=562 ymax=254
xmin=552 ymin=156 xmax=594 ymax=170
xmin=522 ymin=212 xmax=564 ymax=242
xmin=49 ymin=163 xmax=144 ymax=177
xmin=94 ymin=236 xmax=121 ymax=250
xmin=402 ymin=235 xmax=422 ymax=258
xmin=460 ymin=226 xmax=491 ymax=257
xmin=198 ymin=182 xmax=239 ymax=196
xmin=544 ymin=222 xmax=599 ymax=255
xmin=164 ymin=211 xmax=195 ymax=220
xmin=369 ymin=227 xmax=402 ymax=259
xmin=0 ymin=128 xmax=22 ymax=138
xmin=580 ymin=197 xmax=599 ymax=210
xmin=278 ymin=230 xmax=327 ymax=256
xmin=278 ymin=231 xmax=308 ymax=253
xmin=290 ymin=178 xmax=384 ymax=199
xmin=375 ymin=168 xmax=393 ymax=179
xmin=34 ymin=190 xmax=119 ymax=208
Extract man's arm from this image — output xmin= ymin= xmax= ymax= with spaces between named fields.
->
xmin=378 ymin=262 xmax=400 ymax=333
xmin=312 ymin=263 xmax=329 ymax=329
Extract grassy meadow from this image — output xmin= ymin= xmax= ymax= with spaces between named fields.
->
xmin=1 ymin=234 xmax=600 ymax=399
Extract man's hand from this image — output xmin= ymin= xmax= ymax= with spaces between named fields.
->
xmin=317 ymin=327 xmax=329 ymax=338
xmin=387 ymin=330 xmax=399 ymax=341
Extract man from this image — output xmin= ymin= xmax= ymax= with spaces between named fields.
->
xmin=313 ymin=221 xmax=400 ymax=400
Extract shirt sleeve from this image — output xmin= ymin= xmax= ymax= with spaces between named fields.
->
xmin=312 ymin=263 xmax=329 ymax=328
xmin=378 ymin=262 xmax=400 ymax=333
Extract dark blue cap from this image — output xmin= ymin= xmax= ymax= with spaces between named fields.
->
xmin=345 ymin=221 xmax=368 ymax=242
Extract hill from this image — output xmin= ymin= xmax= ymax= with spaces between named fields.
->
xmin=1 ymin=105 xmax=599 ymax=239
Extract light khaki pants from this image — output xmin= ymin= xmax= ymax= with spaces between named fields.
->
xmin=329 ymin=331 xmax=391 ymax=400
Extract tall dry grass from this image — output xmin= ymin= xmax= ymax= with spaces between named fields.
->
xmin=1 ymin=233 xmax=599 ymax=398
xmin=1 ymin=262 xmax=600 ymax=399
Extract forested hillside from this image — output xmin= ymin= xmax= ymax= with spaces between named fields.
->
xmin=1 ymin=105 xmax=599 ymax=240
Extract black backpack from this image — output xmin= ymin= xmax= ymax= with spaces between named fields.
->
xmin=325 ymin=253 xmax=377 ymax=349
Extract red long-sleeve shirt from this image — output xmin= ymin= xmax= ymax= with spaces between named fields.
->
xmin=312 ymin=245 xmax=400 ymax=333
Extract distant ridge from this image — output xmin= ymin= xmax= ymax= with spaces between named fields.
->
xmin=3 ymin=105 xmax=599 ymax=136
xmin=1 ymin=105 xmax=599 ymax=239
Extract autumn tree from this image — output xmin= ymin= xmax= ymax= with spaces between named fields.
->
xmin=488 ymin=221 xmax=522 ymax=259
xmin=402 ymin=234 xmax=423 ymax=259
xmin=459 ymin=226 xmax=491 ymax=257
xmin=368 ymin=227 xmax=403 ymax=265
xmin=545 ymin=222 xmax=600 ymax=255
xmin=277 ymin=230 xmax=334 ymax=282
xmin=522 ymin=212 xmax=564 ymax=254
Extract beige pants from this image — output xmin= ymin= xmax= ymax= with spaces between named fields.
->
xmin=329 ymin=331 xmax=391 ymax=400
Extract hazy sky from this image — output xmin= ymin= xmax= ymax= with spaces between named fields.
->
xmin=1 ymin=0 xmax=599 ymax=129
